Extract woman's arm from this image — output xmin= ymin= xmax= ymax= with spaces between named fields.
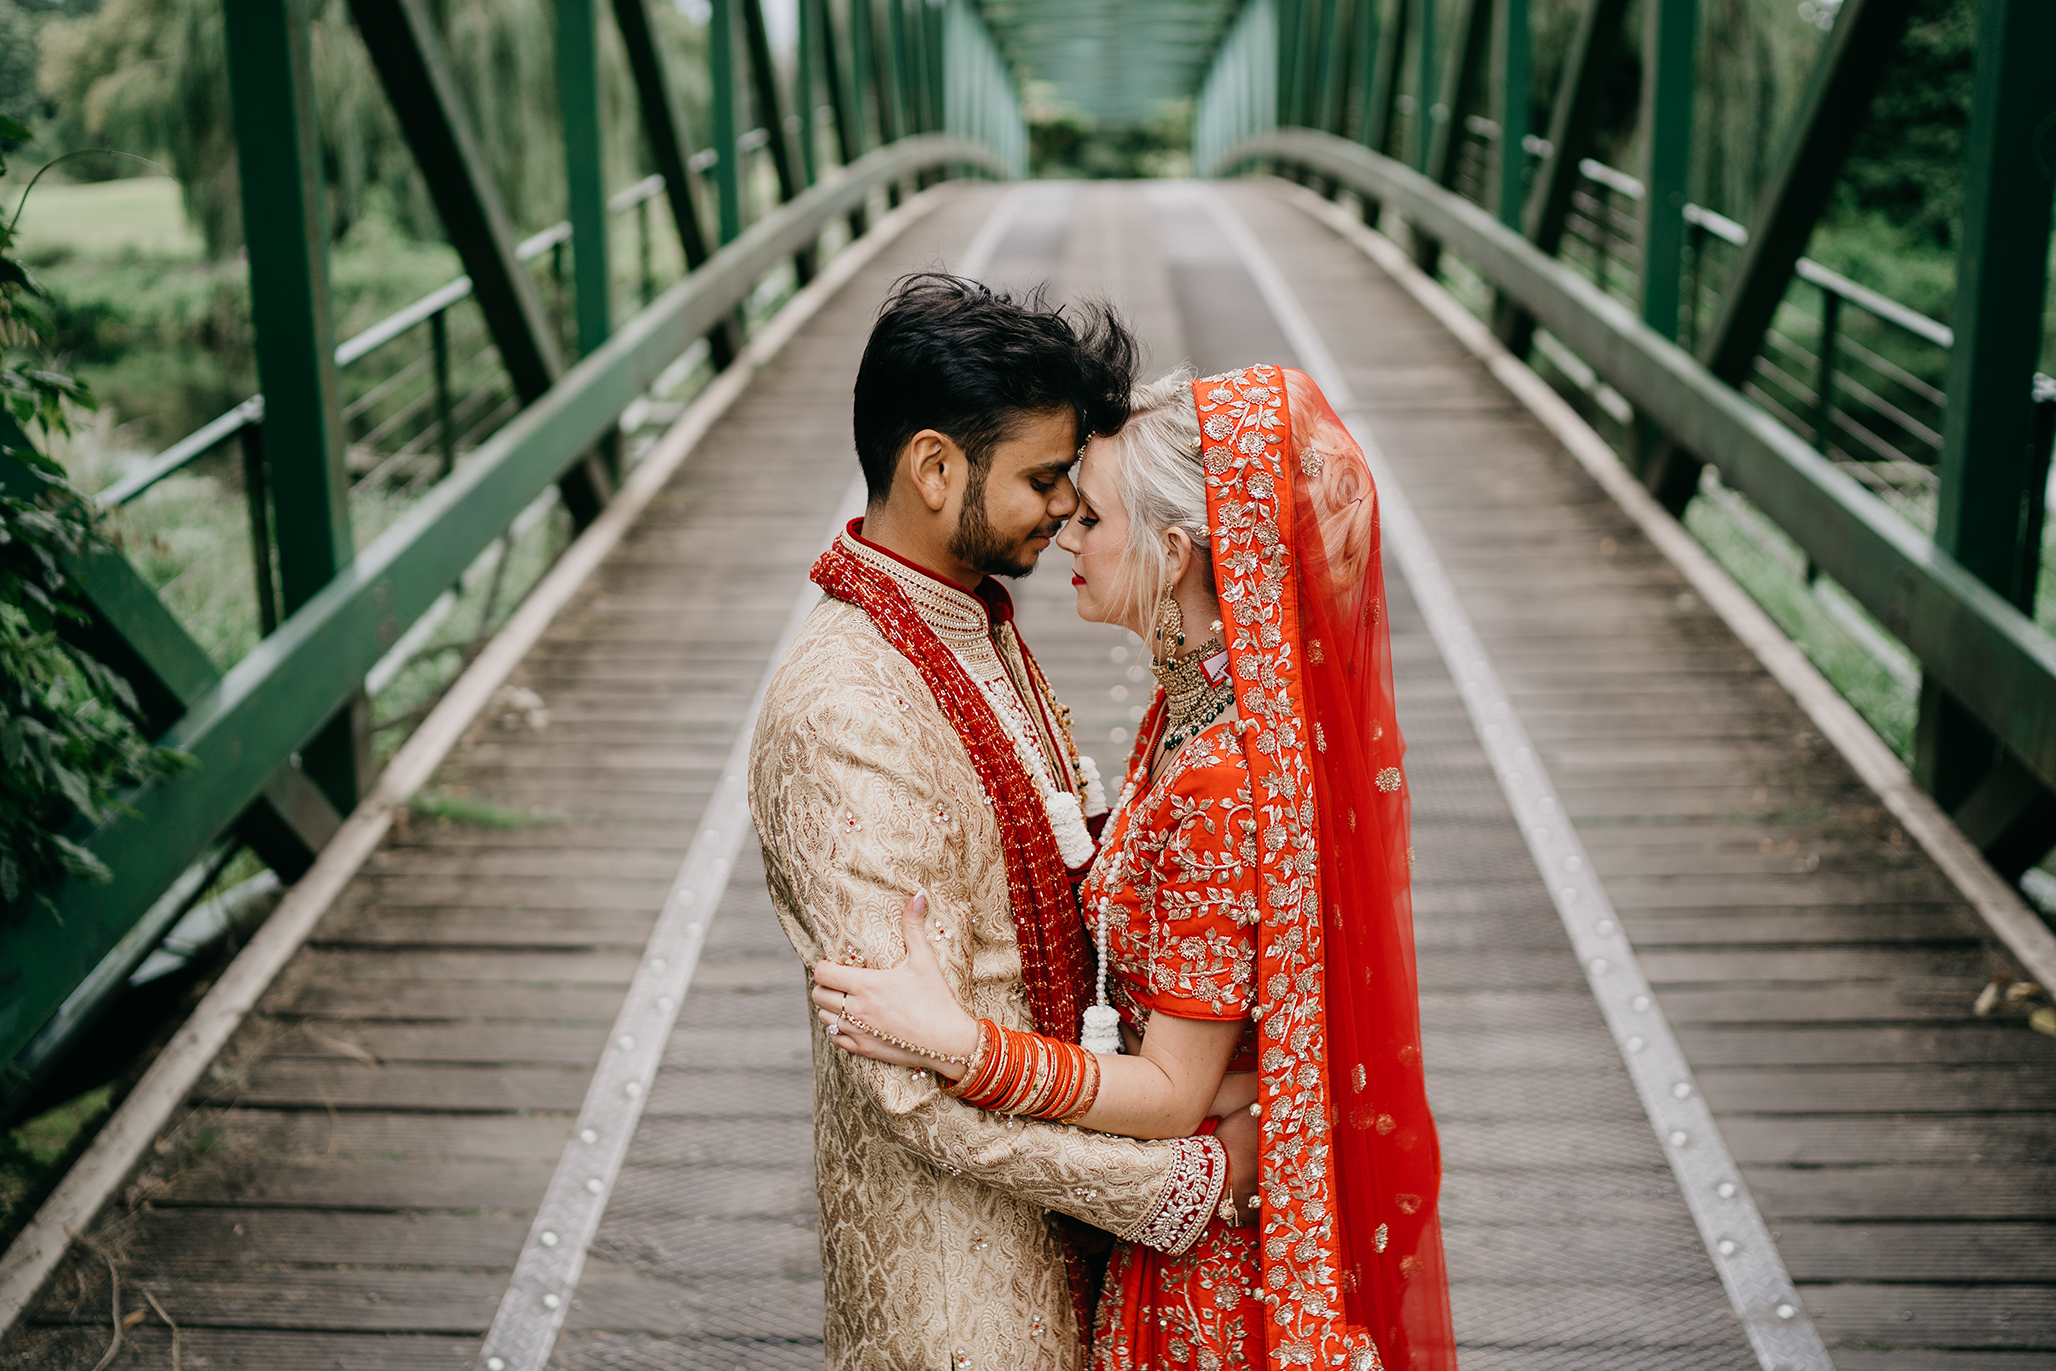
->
xmin=812 ymin=893 xmax=1242 ymax=1140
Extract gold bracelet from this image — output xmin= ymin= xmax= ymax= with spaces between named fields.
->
xmin=842 ymin=1013 xmax=974 ymax=1067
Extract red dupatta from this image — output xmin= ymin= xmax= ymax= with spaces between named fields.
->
xmin=1197 ymin=366 xmax=1455 ymax=1371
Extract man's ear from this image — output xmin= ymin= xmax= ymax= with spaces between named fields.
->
xmin=903 ymin=429 xmax=959 ymax=513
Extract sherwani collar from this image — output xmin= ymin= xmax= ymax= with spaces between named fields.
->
xmin=840 ymin=521 xmax=1015 ymax=653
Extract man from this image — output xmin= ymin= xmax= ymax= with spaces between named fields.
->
xmin=749 ymin=276 xmax=1255 ymax=1368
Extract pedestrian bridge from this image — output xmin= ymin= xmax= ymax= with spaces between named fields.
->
xmin=2 ymin=3 xmax=2052 ymax=1369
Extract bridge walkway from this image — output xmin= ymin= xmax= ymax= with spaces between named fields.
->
xmin=2 ymin=179 xmax=2049 ymax=1371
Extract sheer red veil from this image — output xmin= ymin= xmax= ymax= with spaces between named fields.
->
xmin=1195 ymin=366 xmax=1455 ymax=1371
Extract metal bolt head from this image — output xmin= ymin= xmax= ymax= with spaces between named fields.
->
xmin=1776 ymin=1303 xmax=1797 ymax=1320
xmin=580 ymin=1129 xmax=598 ymax=1145
xmin=543 ymin=1292 xmax=561 ymax=1310
xmin=540 ymin=1231 xmax=559 ymax=1248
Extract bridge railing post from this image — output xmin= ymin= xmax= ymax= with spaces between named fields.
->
xmin=223 ymin=0 xmax=366 ymax=814
xmin=1913 ymin=0 xmax=2056 ymax=873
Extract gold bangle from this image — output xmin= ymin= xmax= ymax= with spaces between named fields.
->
xmin=1056 ymin=1047 xmax=1101 ymax=1124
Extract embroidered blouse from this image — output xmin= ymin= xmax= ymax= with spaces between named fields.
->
xmin=1081 ymin=697 xmax=1259 ymax=1048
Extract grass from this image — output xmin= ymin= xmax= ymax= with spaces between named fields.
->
xmin=0 ymin=1084 xmax=115 ymax=1239
xmin=6 ymin=175 xmax=205 ymax=259
xmin=406 ymin=789 xmax=568 ymax=828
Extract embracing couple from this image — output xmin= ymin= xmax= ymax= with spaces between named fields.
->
xmin=748 ymin=275 xmax=1455 ymax=1371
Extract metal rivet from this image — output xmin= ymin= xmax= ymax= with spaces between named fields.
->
xmin=1717 ymin=1239 xmax=1737 ymax=1256
xmin=543 ymin=1293 xmax=561 ymax=1309
xmin=1717 ymin=1181 xmax=1737 ymax=1199
xmin=580 ymin=1129 xmax=598 ymax=1145
xmin=1626 ymin=1036 xmax=1644 ymax=1053
xmin=1669 ymin=1130 xmax=1689 ymax=1147
xmin=1672 ymin=1082 xmax=1692 ymax=1099
xmin=651 ymin=958 xmax=667 ymax=972
xmin=488 ymin=1359 xmax=507 ymax=1370
xmin=585 ymin=1177 xmax=604 ymax=1194
xmin=1776 ymin=1304 xmax=1797 ymax=1320
xmin=1631 ymin=995 xmax=1651 ymax=1012
xmin=1595 ymin=919 xmax=1615 ymax=936
xmin=658 ymin=997 xmax=674 ymax=1012
xmin=1563 ymin=854 xmax=1582 ymax=871
xmin=625 ymin=1081 xmax=642 ymax=1097
xmin=1531 ymin=826 xmax=1550 ymax=842
xmin=1561 ymin=887 xmax=1579 ymax=904
xmin=1589 ymin=958 xmax=1609 ymax=974
xmin=540 ymin=1231 xmax=559 ymax=1248
xmin=619 ymin=1035 xmax=635 ymax=1050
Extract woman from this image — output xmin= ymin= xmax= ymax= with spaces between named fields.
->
xmin=811 ymin=365 xmax=1455 ymax=1371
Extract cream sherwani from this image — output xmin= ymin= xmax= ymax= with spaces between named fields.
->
xmin=749 ymin=529 xmax=1214 ymax=1370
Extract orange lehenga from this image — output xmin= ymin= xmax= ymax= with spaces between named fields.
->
xmin=1083 ymin=366 xmax=1458 ymax=1371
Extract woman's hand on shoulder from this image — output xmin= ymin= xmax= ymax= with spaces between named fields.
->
xmin=811 ymin=891 xmax=982 ymax=1079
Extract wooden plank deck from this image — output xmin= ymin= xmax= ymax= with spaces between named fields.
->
xmin=5 ymin=176 xmax=2052 ymax=1371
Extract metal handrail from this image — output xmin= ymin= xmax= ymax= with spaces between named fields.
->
xmin=1212 ymin=127 xmax=2056 ymax=800
xmin=102 ymin=175 xmax=678 ymax=509
xmin=18 ymin=140 xmax=1007 ymax=1076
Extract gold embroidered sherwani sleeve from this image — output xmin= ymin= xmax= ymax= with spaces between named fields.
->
xmin=751 ymin=607 xmax=1212 ymax=1249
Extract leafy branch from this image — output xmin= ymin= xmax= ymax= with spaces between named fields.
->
xmin=1 ymin=115 xmax=189 ymax=911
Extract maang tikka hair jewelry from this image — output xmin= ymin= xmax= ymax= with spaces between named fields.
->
xmin=1150 ymin=581 xmax=1233 ymax=752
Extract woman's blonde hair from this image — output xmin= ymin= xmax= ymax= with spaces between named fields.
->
xmin=1103 ymin=365 xmax=1209 ymax=632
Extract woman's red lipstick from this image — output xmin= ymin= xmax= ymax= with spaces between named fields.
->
xmin=1071 ymin=575 xmax=1086 ymax=587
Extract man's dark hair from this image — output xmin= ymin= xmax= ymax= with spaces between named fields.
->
xmin=853 ymin=273 xmax=1139 ymax=504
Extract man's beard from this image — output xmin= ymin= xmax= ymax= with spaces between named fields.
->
xmin=948 ymin=468 xmax=1058 ymax=579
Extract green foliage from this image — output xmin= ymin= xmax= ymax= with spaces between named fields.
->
xmin=1834 ymin=0 xmax=1974 ymax=253
xmin=34 ymin=0 xmax=710 ymax=258
xmin=1029 ymin=93 xmax=1191 ymax=179
xmin=0 ymin=115 xmax=188 ymax=910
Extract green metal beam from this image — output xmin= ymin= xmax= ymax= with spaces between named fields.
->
xmin=1219 ymin=127 xmax=2056 ymax=809
xmin=1493 ymin=0 xmax=1630 ymax=346
xmin=224 ymin=0 xmax=363 ymax=812
xmin=1492 ymin=0 xmax=1530 ymax=231
xmin=1638 ymin=0 xmax=1921 ymax=510
xmin=1365 ymin=0 xmax=1408 ymax=155
xmin=349 ymin=0 xmax=566 ymax=399
xmin=1636 ymin=0 xmax=1695 ymax=342
xmin=880 ymin=0 xmax=910 ymax=144
xmin=1410 ymin=0 xmax=1435 ymax=169
xmin=557 ymin=0 xmax=611 ymax=359
xmin=743 ymin=0 xmax=802 ymax=205
xmin=796 ymin=0 xmax=820 ymax=184
xmin=1347 ymin=0 xmax=1380 ymax=142
xmin=1916 ymin=0 xmax=2056 ymax=814
xmin=820 ymin=0 xmax=867 ymax=167
xmin=1424 ymin=0 xmax=1489 ymax=187
xmin=611 ymin=0 xmax=718 ymax=271
xmin=2 ymin=135 xmax=998 ymax=1118
xmin=348 ymin=0 xmax=613 ymax=527
xmin=711 ymin=0 xmax=742 ymax=242
xmin=609 ymin=0 xmax=737 ymax=367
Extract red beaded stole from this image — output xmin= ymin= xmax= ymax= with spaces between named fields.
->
xmin=811 ymin=538 xmax=1102 ymax=1342
xmin=810 ymin=540 xmax=1093 ymax=1044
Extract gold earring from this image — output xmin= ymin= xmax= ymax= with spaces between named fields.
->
xmin=1153 ymin=581 xmax=1185 ymax=660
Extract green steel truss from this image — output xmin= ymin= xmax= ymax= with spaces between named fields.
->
xmin=1194 ymin=0 xmax=2056 ymax=880
xmin=0 ymin=0 xmax=1022 ymax=1123
xmin=978 ymin=0 xmax=1245 ymax=124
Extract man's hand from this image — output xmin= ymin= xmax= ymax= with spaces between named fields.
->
xmin=1214 ymin=1102 xmax=1260 ymax=1227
